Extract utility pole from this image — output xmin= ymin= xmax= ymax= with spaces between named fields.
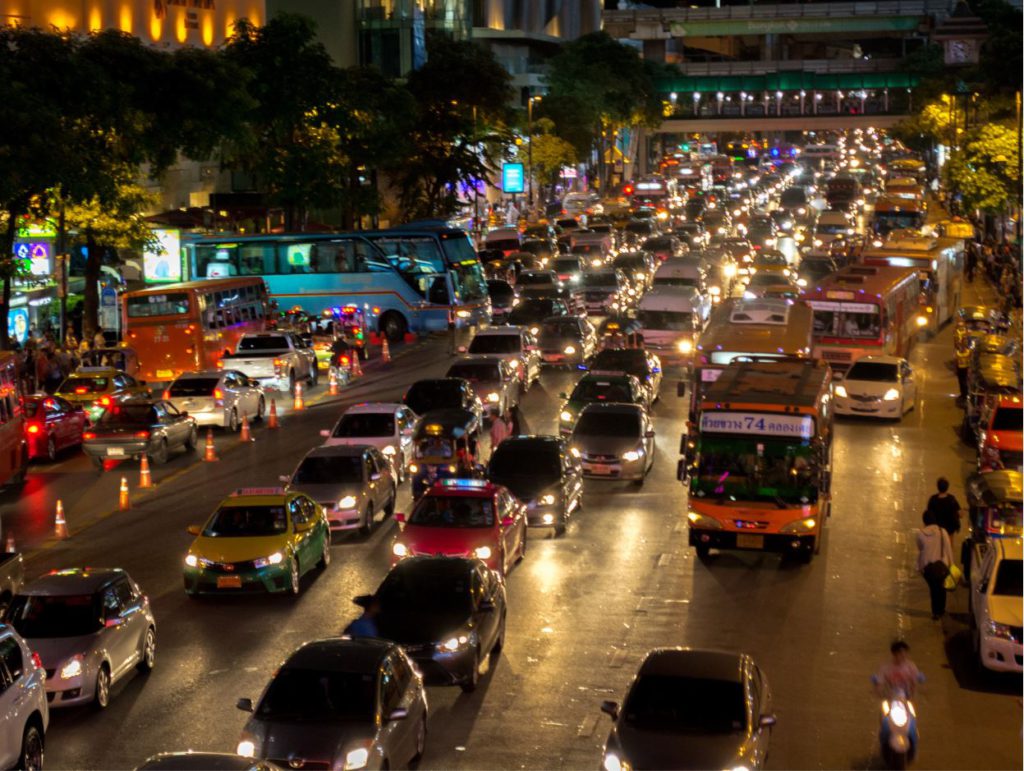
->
xmin=527 ymin=95 xmax=541 ymax=211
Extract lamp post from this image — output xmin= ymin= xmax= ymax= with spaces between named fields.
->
xmin=693 ymin=92 xmax=701 ymax=117
xmin=527 ymin=95 xmax=541 ymax=209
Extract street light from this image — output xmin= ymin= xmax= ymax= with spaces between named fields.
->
xmin=716 ymin=91 xmax=724 ymax=115
xmin=692 ymin=92 xmax=701 ymax=117
xmin=527 ymin=95 xmax=542 ymax=209
xmin=775 ymin=90 xmax=783 ymax=116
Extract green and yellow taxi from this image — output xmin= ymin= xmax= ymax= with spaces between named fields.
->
xmin=558 ymin=372 xmax=646 ymax=435
xmin=183 ymin=488 xmax=331 ymax=597
xmin=56 ymin=367 xmax=151 ymax=421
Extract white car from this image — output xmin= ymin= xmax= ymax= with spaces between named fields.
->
xmin=465 ymin=326 xmax=541 ymax=389
xmin=833 ymin=355 xmax=916 ymax=419
xmin=970 ymin=538 xmax=1022 ymax=673
xmin=320 ymin=403 xmax=417 ymax=482
xmin=0 ymin=623 xmax=48 ymax=770
xmin=446 ymin=356 xmax=521 ymax=416
xmin=165 ymin=370 xmax=265 ymax=431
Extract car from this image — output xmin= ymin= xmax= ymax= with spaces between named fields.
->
xmin=600 ymin=649 xmax=775 ymax=771
xmin=635 ymin=289 xmax=705 ymax=366
xmin=612 ymin=251 xmax=656 ymax=294
xmin=536 ymin=315 xmax=598 ymax=368
xmin=968 ymin=537 xmax=1023 ymax=673
xmin=235 ymin=638 xmax=428 ymax=771
xmin=465 ymin=327 xmax=541 ymax=388
xmin=0 ymin=623 xmax=48 ymax=770
xmin=563 ymin=192 xmax=601 ymax=217
xmin=367 ymin=556 xmax=507 ymax=692
xmin=445 ymin=356 xmax=521 ymax=417
xmin=519 ymin=237 xmax=556 ymax=263
xmin=506 ymin=296 xmax=571 ymax=329
xmin=393 ymin=479 xmax=527 ymax=576
xmin=587 ymin=347 xmax=663 ymax=406
xmin=833 ymin=355 xmax=917 ymax=419
xmin=813 ymin=209 xmax=856 ymax=246
xmin=641 ymin=235 xmax=686 ymax=262
xmin=82 ymin=400 xmax=198 ymax=468
xmin=284 ymin=445 xmax=396 ymax=535
xmin=579 ymin=269 xmax=630 ymax=315
xmin=22 ymin=394 xmax=86 ymax=462
xmin=570 ymin=402 xmax=655 ymax=485
xmin=319 ymin=403 xmax=417 ymax=482
xmin=796 ymin=255 xmax=838 ymax=287
xmin=402 ymin=378 xmax=484 ymax=425
xmin=5 ymin=568 xmax=156 ymax=709
xmin=488 ymin=435 xmax=583 ymax=533
xmin=164 ymin=370 xmax=265 ymax=431
xmin=486 ymin=279 xmax=518 ymax=323
xmin=137 ymin=752 xmax=282 ymax=770
xmin=56 ymin=367 xmax=151 ymax=422
xmin=183 ymin=488 xmax=332 ymax=596
xmin=552 ymin=255 xmax=585 ymax=286
xmin=515 ymin=269 xmax=562 ymax=296
xmin=484 ymin=226 xmax=522 ymax=255
xmin=559 ymin=373 xmax=648 ymax=434
xmin=652 ymin=257 xmax=708 ymax=295
xmin=742 ymin=272 xmax=800 ymax=299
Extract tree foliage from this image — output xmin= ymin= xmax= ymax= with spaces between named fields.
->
xmin=515 ymin=118 xmax=577 ymax=191
xmin=943 ymin=122 xmax=1020 ymax=213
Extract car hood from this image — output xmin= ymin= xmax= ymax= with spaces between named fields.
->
xmin=322 ymin=436 xmax=392 ymax=451
xmin=489 ymin=473 xmax=560 ymax=500
xmin=287 ymin=482 xmax=364 ymax=504
xmin=616 ymin=724 xmax=745 ymax=770
xmin=842 ymin=379 xmax=898 ymax=397
xmin=398 ymin=526 xmax=492 ymax=557
xmin=31 ymin=634 xmax=102 ymax=669
xmin=192 ymin=535 xmax=288 ymax=563
xmin=989 ymin=595 xmax=1023 ymax=627
xmin=251 ymin=718 xmax=370 ymax=764
xmin=572 ymin=434 xmax=640 ymax=456
xmin=377 ymin=609 xmax=472 ymax=645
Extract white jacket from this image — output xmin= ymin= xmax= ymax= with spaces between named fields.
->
xmin=916 ymin=524 xmax=953 ymax=573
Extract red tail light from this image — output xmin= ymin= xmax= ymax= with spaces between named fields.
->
xmin=216 ymin=360 xmax=224 ymax=369
xmin=213 ymin=388 xmax=224 ymax=400
xmin=162 ymin=390 xmax=171 ymax=400
xmin=31 ymin=652 xmax=43 ymax=672
xmin=97 ymin=396 xmax=112 ymax=407
xmin=74 ymin=387 xmax=88 ymax=395
xmin=135 ymin=431 xmax=150 ymax=439
xmin=26 ymin=424 xmax=40 ymax=434
xmin=340 ymin=356 xmax=350 ymax=366
xmin=83 ymin=432 xmax=96 ymax=440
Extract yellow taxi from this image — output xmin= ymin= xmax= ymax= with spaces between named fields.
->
xmin=183 ymin=488 xmax=332 ymax=597
xmin=56 ymin=367 xmax=151 ymax=421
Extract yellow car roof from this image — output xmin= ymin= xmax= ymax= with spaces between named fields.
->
xmin=68 ymin=368 xmax=119 ymax=378
xmin=219 ymin=487 xmax=295 ymax=506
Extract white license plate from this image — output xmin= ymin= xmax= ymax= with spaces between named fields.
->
xmin=736 ymin=534 xmax=763 ymax=549
xmin=106 ymin=447 xmax=125 ymax=457
xmin=217 ymin=575 xmax=242 ymax=589
xmin=157 ymin=369 xmax=174 ymax=379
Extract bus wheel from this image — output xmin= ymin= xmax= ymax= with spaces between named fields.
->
xmin=379 ymin=312 xmax=407 ymax=343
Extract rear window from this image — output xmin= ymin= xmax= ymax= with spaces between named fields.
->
xmin=487 ymin=239 xmax=520 ymax=253
xmin=204 ymin=505 xmax=288 ymax=536
xmin=992 ymin=408 xmax=1023 ymax=432
xmin=333 ymin=413 xmax=395 ymax=438
xmin=169 ymin=378 xmax=220 ymax=397
xmin=238 ymin=336 xmax=289 ymax=351
xmin=58 ymin=378 xmax=109 ymax=395
xmin=97 ymin=405 xmax=158 ymax=425
xmin=127 ymin=293 xmax=190 ymax=318
xmin=846 ymin=362 xmax=898 ymax=382
xmin=518 ymin=273 xmax=555 ymax=287
xmin=487 ymin=282 xmax=514 ymax=302
xmin=582 ymin=273 xmax=618 ymax=288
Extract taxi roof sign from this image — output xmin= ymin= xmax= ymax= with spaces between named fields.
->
xmin=230 ymin=487 xmax=285 ymax=497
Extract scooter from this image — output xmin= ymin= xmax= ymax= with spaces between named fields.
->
xmin=879 ymin=690 xmax=918 ymax=769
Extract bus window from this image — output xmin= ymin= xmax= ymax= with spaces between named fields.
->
xmin=240 ymin=245 xmax=275 ymax=275
xmin=126 ymin=293 xmax=190 ymax=318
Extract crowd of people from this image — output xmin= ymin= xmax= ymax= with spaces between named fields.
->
xmin=11 ymin=328 xmax=109 ymax=395
xmin=963 ymin=234 xmax=1022 ymax=314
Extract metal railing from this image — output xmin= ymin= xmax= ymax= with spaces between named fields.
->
xmin=677 ymin=58 xmax=904 ymax=75
xmin=605 ymin=0 xmax=953 ymax=24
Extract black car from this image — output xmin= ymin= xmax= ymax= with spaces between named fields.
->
xmin=369 ymin=557 xmax=506 ymax=692
xmin=587 ymin=347 xmax=662 ymax=404
xmin=487 ymin=279 xmax=518 ymax=323
xmin=507 ymin=297 xmax=570 ymax=329
xmin=685 ymin=197 xmax=707 ymax=221
xmin=488 ymin=436 xmax=583 ymax=533
xmin=641 ymin=236 xmax=685 ymax=262
xmin=600 ymin=649 xmax=776 ymax=771
xmin=82 ymin=400 xmax=198 ymax=469
xmin=797 ymin=255 xmax=838 ymax=287
xmin=402 ymin=379 xmax=482 ymax=423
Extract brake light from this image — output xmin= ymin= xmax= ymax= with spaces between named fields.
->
xmin=83 ymin=432 xmax=96 ymax=441
xmin=74 ymin=387 xmax=88 ymax=394
xmin=216 ymin=360 xmax=224 ymax=369
xmin=162 ymin=390 xmax=171 ymax=400
xmin=213 ymin=388 xmax=224 ymax=400
xmin=31 ymin=652 xmax=43 ymax=672
xmin=26 ymin=424 xmax=40 ymax=434
xmin=135 ymin=431 xmax=151 ymax=439
xmin=339 ymin=355 xmax=350 ymax=366
xmin=97 ymin=396 xmax=112 ymax=407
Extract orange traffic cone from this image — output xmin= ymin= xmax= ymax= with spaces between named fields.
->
xmin=54 ymin=500 xmax=68 ymax=539
xmin=204 ymin=428 xmax=219 ymax=462
xmin=240 ymin=413 xmax=253 ymax=443
xmin=139 ymin=454 xmax=153 ymax=489
xmin=268 ymin=399 xmax=279 ymax=429
xmin=5 ymin=532 xmax=15 ymax=553
xmin=351 ymin=352 xmax=362 ymax=378
xmin=119 ymin=477 xmax=131 ymax=511
xmin=293 ymin=382 xmax=305 ymax=411
xmin=329 ymin=369 xmax=340 ymax=396
xmin=381 ymin=336 xmax=391 ymax=363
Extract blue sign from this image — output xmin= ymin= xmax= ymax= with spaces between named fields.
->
xmin=502 ymin=163 xmax=525 ymax=194
xmin=7 ymin=308 xmax=28 ymax=345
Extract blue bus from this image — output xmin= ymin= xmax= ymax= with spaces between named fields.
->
xmin=183 ymin=224 xmax=490 ymax=341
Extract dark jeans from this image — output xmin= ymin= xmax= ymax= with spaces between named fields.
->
xmin=956 ymin=367 xmax=968 ymax=399
xmin=923 ymin=566 xmax=947 ymax=617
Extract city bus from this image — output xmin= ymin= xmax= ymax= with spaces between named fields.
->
xmin=680 ymin=358 xmax=834 ymax=562
xmin=184 ymin=225 xmax=490 ymax=342
xmin=883 ymin=176 xmax=927 ymax=204
xmin=800 ymin=265 xmax=922 ymax=371
xmin=123 ymin=277 xmax=270 ymax=382
xmin=862 ymin=233 xmax=963 ymax=334
xmin=886 ymin=158 xmax=927 ymax=183
xmin=870 ymin=196 xmax=926 ymax=235
xmin=0 ymin=352 xmax=27 ymax=486
xmin=689 ymin=297 xmax=814 ymax=418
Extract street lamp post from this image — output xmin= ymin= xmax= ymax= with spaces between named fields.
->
xmin=527 ymin=95 xmax=541 ymax=209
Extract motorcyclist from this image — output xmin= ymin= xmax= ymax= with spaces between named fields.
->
xmin=872 ymin=640 xmax=924 ymax=699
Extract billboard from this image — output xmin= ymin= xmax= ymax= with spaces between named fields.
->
xmin=143 ymin=229 xmax=183 ymax=283
xmin=502 ymin=163 xmax=525 ymax=194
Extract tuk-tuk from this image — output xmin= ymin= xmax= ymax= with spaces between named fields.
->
xmin=80 ymin=347 xmax=140 ymax=378
xmin=963 ymin=353 xmax=1022 ymax=443
xmin=969 ymin=333 xmax=1020 ymax=369
xmin=409 ymin=408 xmax=483 ymax=499
xmin=962 ymin=470 xmax=1023 ymax=579
xmin=955 ymin=306 xmax=1003 ymax=352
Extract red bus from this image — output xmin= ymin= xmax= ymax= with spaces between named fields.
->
xmin=800 ymin=265 xmax=922 ymax=371
xmin=0 ymin=352 xmax=28 ymax=486
xmin=123 ymin=277 xmax=270 ymax=382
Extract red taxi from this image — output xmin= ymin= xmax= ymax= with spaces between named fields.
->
xmin=22 ymin=395 xmax=87 ymax=461
xmin=392 ymin=479 xmax=527 ymax=576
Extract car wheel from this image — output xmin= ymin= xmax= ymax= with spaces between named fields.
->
xmin=19 ymin=723 xmax=44 ymax=771
xmin=256 ymin=396 xmax=266 ymax=421
xmin=137 ymin=627 xmax=156 ymax=673
xmin=151 ymin=439 xmax=169 ymax=466
xmin=695 ymin=543 xmax=711 ymax=560
xmin=358 ymin=505 xmax=373 ymax=537
xmin=45 ymin=435 xmax=57 ymax=462
xmin=184 ymin=427 xmax=198 ymax=452
xmin=460 ymin=649 xmax=480 ymax=693
xmin=93 ymin=664 xmax=111 ymax=709
xmin=309 ymin=366 xmax=318 ymax=388
xmin=318 ymin=537 xmax=331 ymax=569
xmin=380 ymin=311 xmax=407 ymax=343
xmin=288 ymin=556 xmax=301 ymax=596
xmin=228 ymin=408 xmax=239 ymax=432
xmin=411 ymin=715 xmax=427 ymax=767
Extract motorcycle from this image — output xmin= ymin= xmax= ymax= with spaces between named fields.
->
xmin=879 ymin=689 xmax=918 ymax=769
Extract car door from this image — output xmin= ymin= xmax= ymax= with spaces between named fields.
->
xmin=973 ymin=547 xmax=995 ymax=633
xmin=112 ymin=577 xmax=148 ymax=671
xmin=98 ymin=583 xmax=134 ymax=679
xmin=368 ymin=449 xmax=392 ymax=512
xmin=44 ymin=398 xmax=68 ymax=450
xmin=0 ymin=634 xmax=25 ymax=768
xmin=159 ymin=401 xmax=187 ymax=447
xmin=287 ymin=498 xmax=312 ymax=574
xmin=562 ymin=446 xmax=583 ymax=511
xmin=471 ymin=567 xmax=498 ymax=652
xmin=496 ymin=491 xmax=515 ymax=569
xmin=389 ymin=652 xmax=424 ymax=761
xmin=376 ymin=657 xmax=409 ymax=764
xmin=397 ymin=409 xmax=415 ymax=464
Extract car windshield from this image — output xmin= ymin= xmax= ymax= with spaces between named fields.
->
xmin=204 ymin=505 xmax=288 ymax=536
xmin=489 ymin=446 xmax=561 ymax=480
xmin=237 ymin=336 xmax=290 ymax=351
xmin=582 ymin=273 xmax=618 ymax=288
xmin=448 ymin=363 xmax=501 ymax=382
xmin=468 ymin=335 xmax=520 ymax=354
xmin=992 ymin=408 xmax=1023 ymax=432
xmin=97 ymin=405 xmax=158 ymax=425
xmin=540 ymin=320 xmax=579 ymax=338
xmin=637 ymin=310 xmax=693 ymax=331
xmin=408 ymin=495 xmax=495 ymax=528
xmin=572 ymin=380 xmax=633 ymax=403
xmin=58 ymin=378 xmax=109 ymax=394
xmin=518 ymin=273 xmax=555 ymax=286
xmin=487 ymin=282 xmax=514 ymax=303
xmin=846 ymin=362 xmax=898 ymax=382
xmin=575 ymin=411 xmax=640 ymax=437
xmin=486 ymin=239 xmax=519 ymax=253
xmin=257 ymin=667 xmax=376 ymax=723
xmin=554 ymin=259 xmax=580 ymax=273
xmin=6 ymin=593 xmax=102 ymax=638
xmin=993 ymin=559 xmax=1023 ymax=596
xmin=591 ymin=350 xmax=645 ymax=374
xmin=624 ymin=675 xmax=745 ymax=734
xmin=693 ymin=436 xmax=817 ymax=504
xmin=415 ymin=437 xmax=454 ymax=459
xmin=405 ymin=382 xmax=463 ymax=411
xmin=378 ymin=568 xmax=473 ymax=616
xmin=334 ymin=413 xmax=395 ymax=438
xmin=817 ymin=221 xmax=849 ymax=235
xmin=654 ymin=276 xmax=698 ymax=288
xmin=614 ymin=257 xmax=645 ymax=271
xmin=293 ymin=456 xmax=363 ymax=484
xmin=169 ymin=378 xmax=220 ymax=397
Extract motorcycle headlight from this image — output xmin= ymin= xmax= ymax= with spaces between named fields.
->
xmin=882 ymin=388 xmax=900 ymax=401
xmin=603 ymin=752 xmax=628 ymax=771
xmin=474 ymin=546 xmax=493 ymax=560
xmin=560 ymin=410 xmax=574 ymax=423
xmin=540 ymin=493 xmax=556 ymax=506
xmin=796 ymin=278 xmax=807 ymax=287
xmin=798 ymin=207 xmax=806 ymax=215
xmin=564 ymin=345 xmax=577 ymax=355
xmin=834 ymin=384 xmax=848 ymax=398
xmin=987 ymin=620 xmax=1014 ymax=639
xmin=253 ymin=551 xmax=284 ymax=569
xmin=487 ymin=392 xmax=500 ymax=403
xmin=813 ymin=238 xmax=823 ymax=247
xmin=780 ymin=517 xmax=817 ymax=533
xmin=687 ymin=511 xmax=723 ymax=529
xmin=60 ymin=654 xmax=83 ymax=680
xmin=677 ymin=339 xmax=693 ymax=354
xmin=409 ymin=463 xmax=419 ymax=474
xmin=343 ymin=745 xmax=372 ymax=771
xmin=622 ymin=449 xmax=642 ymax=462
xmin=338 ymin=495 xmax=358 ymax=509
xmin=569 ymin=446 xmax=580 ymax=458
xmin=236 ymin=740 xmax=256 ymax=759
xmin=889 ymin=701 xmax=909 ymax=728
xmin=392 ymin=542 xmax=408 ymax=557
xmin=381 ymin=444 xmax=396 ymax=456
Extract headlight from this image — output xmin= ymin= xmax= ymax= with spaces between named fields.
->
xmin=796 ymin=278 xmax=807 ymax=287
xmin=564 ymin=345 xmax=576 ymax=355
xmin=709 ymin=285 xmax=721 ymax=296
xmin=409 ymin=463 xmax=418 ymax=473
xmin=798 ymin=207 xmax=806 ymax=215
xmin=236 ymin=740 xmax=256 ymax=759
xmin=60 ymin=655 xmax=83 ymax=680
xmin=540 ymin=493 xmax=556 ymax=506
xmin=560 ymin=410 xmax=574 ymax=423
xmin=889 ymin=701 xmax=909 ymax=728
xmin=687 ymin=511 xmax=722 ymax=529
xmin=185 ymin=554 xmax=198 ymax=568
xmin=592 ymin=258 xmax=603 ymax=267
xmin=487 ymin=392 xmax=500 ymax=403
xmin=780 ymin=517 xmax=817 ymax=534
xmin=456 ymin=309 xmax=471 ymax=319
xmin=634 ymin=271 xmax=645 ymax=280
xmin=987 ymin=620 xmax=1014 ymax=639
xmin=834 ymin=384 xmax=848 ymax=398
xmin=723 ymin=264 xmax=737 ymax=278
xmin=474 ymin=546 xmax=493 ymax=560
xmin=542 ymin=513 xmax=555 ymax=524
xmin=677 ymin=339 xmax=693 ymax=354
xmin=344 ymin=747 xmax=371 ymax=771
xmin=382 ymin=444 xmax=396 ymax=456
xmin=338 ymin=495 xmax=358 ymax=509
xmin=916 ymin=315 xmax=928 ymax=327
xmin=529 ymin=326 xmax=539 ymax=336
xmin=882 ymin=388 xmax=900 ymax=401
xmin=603 ymin=752 xmax=628 ymax=771
xmin=253 ymin=551 xmax=284 ymax=568
xmin=392 ymin=542 xmax=408 ymax=557
xmin=813 ymin=239 xmax=823 ymax=247
xmin=569 ymin=446 xmax=580 ymax=458
xmin=438 ymin=634 xmax=470 ymax=653
xmin=622 ymin=449 xmax=642 ymax=462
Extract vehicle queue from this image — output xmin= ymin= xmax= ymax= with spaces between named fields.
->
xmin=0 ymin=128 xmax=1021 ymax=771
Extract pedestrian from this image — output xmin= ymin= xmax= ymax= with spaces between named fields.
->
xmin=44 ymin=351 xmax=63 ymax=394
xmin=343 ymin=595 xmax=381 ymax=638
xmin=954 ymin=341 xmax=970 ymax=402
xmin=34 ymin=350 xmax=49 ymax=394
xmin=93 ymin=327 xmax=106 ymax=350
xmin=489 ymin=408 xmax=510 ymax=456
xmin=916 ymin=510 xmax=953 ymax=619
xmin=926 ymin=477 xmax=963 ymax=537
xmin=964 ymin=242 xmax=977 ymax=283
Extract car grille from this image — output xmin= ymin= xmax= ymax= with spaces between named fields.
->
xmin=268 ymin=759 xmax=330 ymax=770
xmin=582 ymin=452 xmax=618 ymax=462
xmin=732 ymin=520 xmax=770 ymax=530
xmin=411 ymin=548 xmax=470 ymax=558
xmin=202 ymin=559 xmax=259 ymax=573
xmin=851 ymin=394 xmax=881 ymax=403
xmin=822 ymin=349 xmax=852 ymax=362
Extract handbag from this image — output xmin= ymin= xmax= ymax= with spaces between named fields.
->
xmin=944 ymin=563 xmax=963 ymax=592
xmin=923 ymin=561 xmax=950 ymax=582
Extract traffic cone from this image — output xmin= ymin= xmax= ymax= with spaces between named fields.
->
xmin=293 ymin=382 xmax=305 ymax=411
xmin=240 ymin=413 xmax=253 ymax=443
xmin=54 ymin=500 xmax=68 ymax=539
xmin=268 ymin=399 xmax=280 ymax=429
xmin=329 ymin=369 xmax=340 ymax=396
xmin=5 ymin=533 xmax=15 ymax=553
xmin=351 ymin=352 xmax=362 ymax=378
xmin=381 ymin=336 xmax=391 ymax=363
xmin=119 ymin=477 xmax=131 ymax=511
xmin=139 ymin=454 xmax=153 ymax=489
xmin=204 ymin=428 xmax=219 ymax=462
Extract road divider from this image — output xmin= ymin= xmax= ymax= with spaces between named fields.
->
xmin=294 ymin=382 xmax=305 ymax=411
xmin=240 ymin=414 xmax=253 ymax=443
xmin=268 ymin=399 xmax=280 ymax=429
xmin=119 ymin=477 xmax=131 ymax=511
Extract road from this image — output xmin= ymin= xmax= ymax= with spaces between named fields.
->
xmin=5 ymin=282 xmax=1021 ymax=771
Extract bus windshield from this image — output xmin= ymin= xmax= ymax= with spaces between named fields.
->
xmin=692 ymin=436 xmax=817 ymax=504
xmin=810 ymin=302 xmax=882 ymax=340
xmin=441 ymin=233 xmax=488 ymax=302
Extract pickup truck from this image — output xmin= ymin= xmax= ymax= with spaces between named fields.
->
xmin=0 ymin=552 xmax=25 ymax=611
xmin=222 ymin=333 xmax=318 ymax=393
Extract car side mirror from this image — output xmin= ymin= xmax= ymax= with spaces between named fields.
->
xmin=319 ymin=429 xmax=330 ymax=438
xmin=180 ymin=411 xmax=189 ymax=418
xmin=644 ymin=430 xmax=655 ymax=439
xmin=387 ymin=707 xmax=408 ymax=722
xmin=187 ymin=524 xmax=201 ymax=536
xmin=279 ymin=474 xmax=290 ymax=483
xmin=370 ymin=472 xmax=381 ymax=481
xmin=559 ymin=392 xmax=568 ymax=400
xmin=236 ymin=697 xmax=254 ymax=713
xmin=601 ymin=700 xmax=620 ymax=720
xmin=759 ymin=714 xmax=777 ymax=728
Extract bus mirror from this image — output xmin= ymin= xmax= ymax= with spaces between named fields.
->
xmin=676 ymin=459 xmax=688 ymax=482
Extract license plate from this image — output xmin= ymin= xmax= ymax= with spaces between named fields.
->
xmin=587 ymin=463 xmax=613 ymax=475
xmin=217 ymin=576 xmax=242 ymax=589
xmin=736 ymin=534 xmax=763 ymax=549
xmin=106 ymin=447 xmax=125 ymax=457
xmin=157 ymin=369 xmax=174 ymax=379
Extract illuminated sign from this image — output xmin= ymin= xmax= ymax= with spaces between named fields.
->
xmin=700 ymin=411 xmax=814 ymax=439
xmin=806 ymin=300 xmax=879 ymax=313
xmin=15 ymin=218 xmax=57 ymax=239
xmin=502 ymin=163 xmax=525 ymax=194
xmin=286 ymin=243 xmax=311 ymax=267
xmin=13 ymin=242 xmax=52 ymax=276
xmin=143 ymin=229 xmax=183 ymax=283
xmin=7 ymin=308 xmax=29 ymax=345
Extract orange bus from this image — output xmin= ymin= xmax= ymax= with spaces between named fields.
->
xmin=123 ymin=277 xmax=270 ymax=382
xmin=0 ymin=352 xmax=27 ymax=486
xmin=800 ymin=265 xmax=922 ymax=371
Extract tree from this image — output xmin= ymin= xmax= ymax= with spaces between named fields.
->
xmin=943 ymin=122 xmax=1020 ymax=213
xmin=515 ymin=118 xmax=577 ymax=198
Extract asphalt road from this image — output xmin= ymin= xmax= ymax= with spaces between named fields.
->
xmin=6 ymin=282 xmax=1021 ymax=771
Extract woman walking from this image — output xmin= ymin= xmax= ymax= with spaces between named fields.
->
xmin=916 ymin=510 xmax=954 ymax=620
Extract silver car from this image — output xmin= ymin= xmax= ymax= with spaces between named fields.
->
xmin=5 ymin=568 xmax=156 ymax=709
xmin=445 ymin=356 xmax=521 ymax=416
xmin=570 ymin=403 xmax=655 ymax=486
xmin=165 ymin=370 xmax=266 ymax=431
xmin=284 ymin=445 xmax=397 ymax=535
xmin=236 ymin=638 xmax=428 ymax=771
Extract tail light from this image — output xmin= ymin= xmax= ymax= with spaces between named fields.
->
xmin=31 ymin=652 xmax=44 ymax=672
xmin=339 ymin=355 xmax=350 ymax=367
xmin=216 ymin=360 xmax=224 ymax=369
xmin=162 ymin=390 xmax=171 ymax=400
xmin=98 ymin=396 xmax=112 ymax=407
xmin=213 ymin=388 xmax=224 ymax=400
xmin=135 ymin=431 xmax=151 ymax=440
xmin=83 ymin=432 xmax=96 ymax=441
xmin=26 ymin=424 xmax=40 ymax=434
xmin=273 ymin=358 xmax=285 ymax=367
xmin=74 ymin=387 xmax=88 ymax=395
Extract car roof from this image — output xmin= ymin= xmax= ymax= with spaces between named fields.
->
xmin=137 ymin=751 xmax=266 ymax=771
xmin=23 ymin=567 xmax=127 ymax=596
xmin=343 ymin=402 xmax=405 ymax=415
xmin=304 ymin=444 xmax=371 ymax=459
xmin=173 ymin=371 xmax=227 ymax=379
xmin=638 ymin=648 xmax=746 ymax=682
xmin=579 ymin=402 xmax=644 ymax=416
xmin=425 ymin=479 xmax=501 ymax=497
xmin=388 ymin=555 xmax=480 ymax=583
xmin=474 ymin=326 xmax=524 ymax=336
xmin=850 ymin=355 xmax=904 ymax=366
xmin=995 ymin=538 xmax=1023 ymax=561
xmin=495 ymin=435 xmax=563 ymax=450
xmin=284 ymin=637 xmax=394 ymax=673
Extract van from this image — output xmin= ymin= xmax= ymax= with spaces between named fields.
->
xmin=653 ymin=258 xmax=707 ymax=296
xmin=635 ymin=287 xmax=708 ymax=367
xmin=484 ymin=227 xmax=522 ymax=255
